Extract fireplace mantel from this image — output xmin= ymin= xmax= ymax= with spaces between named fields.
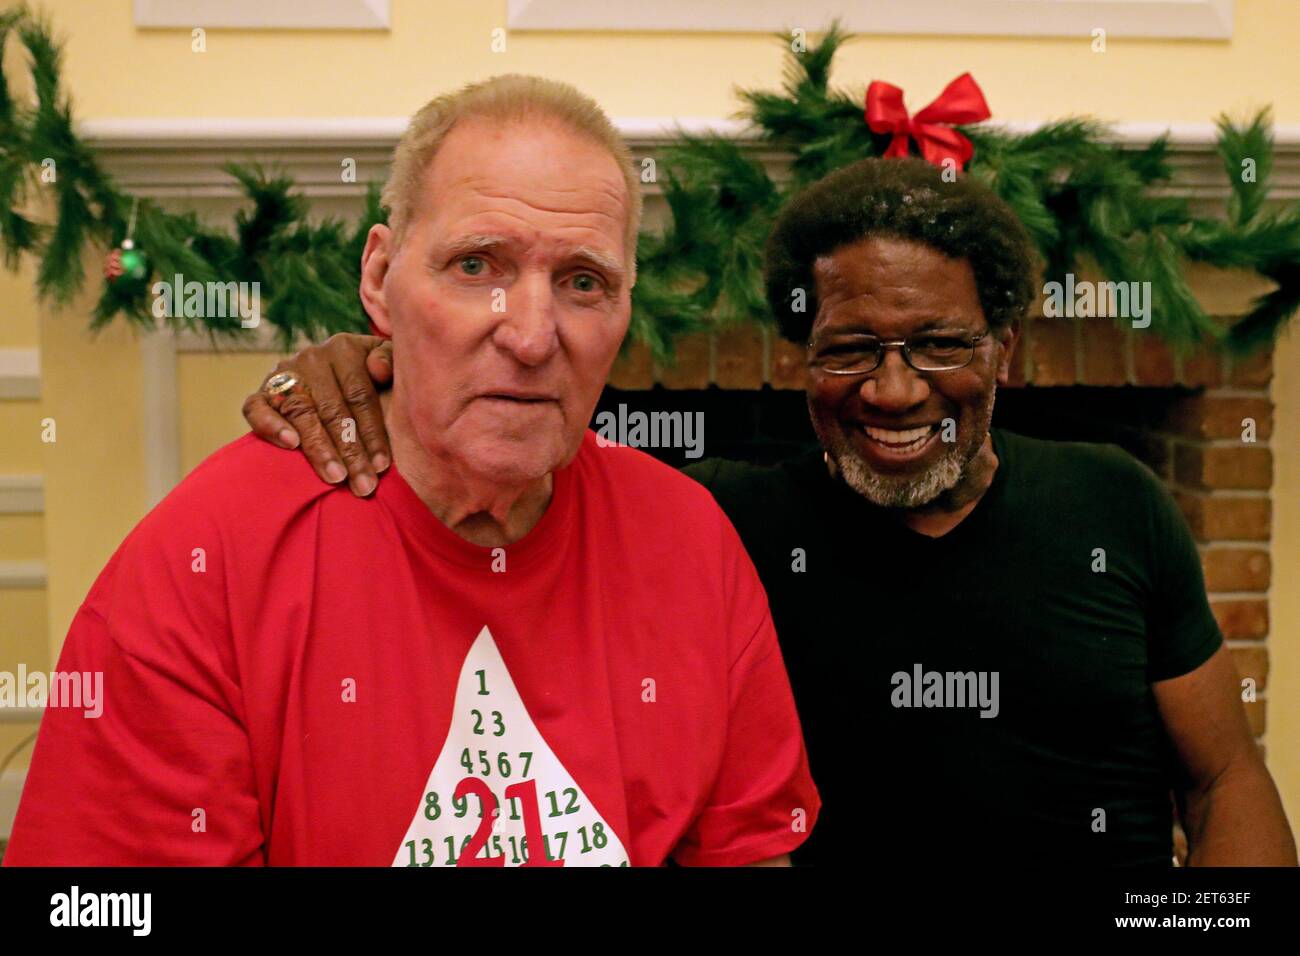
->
xmin=81 ymin=117 xmax=1300 ymax=205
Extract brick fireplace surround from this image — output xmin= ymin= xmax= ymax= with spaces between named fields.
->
xmin=603 ymin=317 xmax=1276 ymax=754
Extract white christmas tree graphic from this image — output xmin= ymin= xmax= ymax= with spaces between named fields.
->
xmin=392 ymin=625 xmax=630 ymax=867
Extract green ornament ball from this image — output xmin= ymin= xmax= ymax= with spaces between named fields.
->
xmin=119 ymin=247 xmax=149 ymax=281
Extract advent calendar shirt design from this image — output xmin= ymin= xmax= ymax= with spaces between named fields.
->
xmin=394 ymin=626 xmax=629 ymax=867
xmin=7 ymin=431 xmax=819 ymax=867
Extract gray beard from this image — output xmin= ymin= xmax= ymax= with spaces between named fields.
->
xmin=817 ymin=384 xmax=996 ymax=509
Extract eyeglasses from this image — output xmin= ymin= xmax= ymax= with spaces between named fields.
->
xmin=807 ymin=330 xmax=989 ymax=375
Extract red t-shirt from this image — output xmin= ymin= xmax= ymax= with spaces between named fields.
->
xmin=5 ymin=431 xmax=818 ymax=866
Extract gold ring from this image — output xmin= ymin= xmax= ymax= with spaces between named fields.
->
xmin=263 ymin=371 xmax=308 ymax=409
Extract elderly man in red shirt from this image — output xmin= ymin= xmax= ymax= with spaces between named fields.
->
xmin=5 ymin=75 xmax=818 ymax=867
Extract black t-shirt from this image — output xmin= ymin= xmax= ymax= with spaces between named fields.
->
xmin=683 ymin=428 xmax=1223 ymax=867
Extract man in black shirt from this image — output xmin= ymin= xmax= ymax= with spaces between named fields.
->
xmin=242 ymin=157 xmax=1295 ymax=866
xmin=683 ymin=429 xmax=1225 ymax=865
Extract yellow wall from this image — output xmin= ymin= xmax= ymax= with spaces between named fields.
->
xmin=2 ymin=0 xmax=1297 ymax=821
xmin=0 ymin=260 xmax=47 ymax=771
xmin=47 ymin=0 xmax=1300 ymax=123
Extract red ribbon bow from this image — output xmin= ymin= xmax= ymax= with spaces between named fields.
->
xmin=865 ymin=73 xmax=990 ymax=169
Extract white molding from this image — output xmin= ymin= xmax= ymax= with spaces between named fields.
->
xmin=134 ymin=0 xmax=390 ymax=30
xmin=506 ymin=0 xmax=1234 ymax=39
xmin=0 ymin=476 xmax=43 ymax=514
xmin=175 ymin=326 xmax=304 ymax=354
xmin=77 ymin=117 xmax=1300 ymax=205
xmin=0 ymin=561 xmax=46 ymax=589
xmin=81 ymin=116 xmax=1300 ymax=147
xmin=140 ymin=329 xmax=181 ymax=508
xmin=79 ymin=116 xmax=413 ymax=144
xmin=994 ymin=120 xmax=1300 ymax=146
xmin=0 ymin=349 xmax=39 ymax=400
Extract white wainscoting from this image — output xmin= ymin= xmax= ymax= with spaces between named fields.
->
xmin=1 ymin=769 xmax=30 ymax=841
xmin=0 ymin=476 xmax=43 ymax=514
xmin=0 ymin=349 xmax=39 ymax=400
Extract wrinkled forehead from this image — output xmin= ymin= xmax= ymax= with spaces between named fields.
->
xmin=417 ymin=118 xmax=630 ymax=256
xmin=810 ymin=237 xmax=983 ymax=334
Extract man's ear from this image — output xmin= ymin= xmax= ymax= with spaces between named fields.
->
xmin=360 ymin=223 xmax=396 ymax=338
xmin=994 ymin=320 xmax=1022 ymax=387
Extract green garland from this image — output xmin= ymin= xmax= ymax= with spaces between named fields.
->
xmin=2 ymin=8 xmax=1297 ymax=358
xmin=633 ymin=25 xmax=1299 ymax=358
xmin=0 ymin=5 xmax=382 ymax=347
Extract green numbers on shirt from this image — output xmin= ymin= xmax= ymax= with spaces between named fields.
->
xmin=410 ymin=831 xmax=609 ymax=867
xmin=442 ymin=834 xmax=472 ymax=865
xmin=541 ymin=823 xmax=608 ymax=859
xmin=470 ymin=709 xmax=506 ymax=736
xmin=545 ymin=787 xmax=581 ymax=817
xmin=543 ymin=830 xmax=567 ymax=861
xmin=577 ymin=823 xmax=609 ymax=853
xmin=458 ymin=748 xmax=532 ymax=778
xmin=507 ymin=835 xmax=529 ymax=864
xmin=399 ymin=628 xmax=629 ymax=868
xmin=458 ymin=748 xmax=492 ymax=775
xmin=404 ymin=837 xmax=436 ymax=866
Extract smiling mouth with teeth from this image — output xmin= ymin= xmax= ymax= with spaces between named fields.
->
xmin=861 ymin=423 xmax=938 ymax=452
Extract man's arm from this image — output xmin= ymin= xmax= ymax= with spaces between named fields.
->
xmin=242 ymin=332 xmax=394 ymax=496
xmin=669 ymin=607 xmax=818 ymax=867
xmin=1153 ymin=644 xmax=1297 ymax=866
xmin=670 ymin=508 xmax=820 ymax=867
xmin=3 ymin=503 xmax=265 ymax=865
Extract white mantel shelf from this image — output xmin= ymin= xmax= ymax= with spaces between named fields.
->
xmin=81 ymin=116 xmax=1300 ymax=146
xmin=78 ymin=117 xmax=1300 ymax=203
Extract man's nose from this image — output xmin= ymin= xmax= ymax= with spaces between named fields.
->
xmin=493 ymin=274 xmax=560 ymax=367
xmin=858 ymin=348 xmax=930 ymax=411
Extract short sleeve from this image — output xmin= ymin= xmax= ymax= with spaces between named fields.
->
xmin=1142 ymin=468 xmax=1224 ymax=683
xmin=3 ymin=507 xmax=265 ymax=866
xmin=670 ymin=518 xmax=820 ymax=866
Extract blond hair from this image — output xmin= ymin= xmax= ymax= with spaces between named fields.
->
xmin=381 ymin=74 xmax=642 ymax=282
